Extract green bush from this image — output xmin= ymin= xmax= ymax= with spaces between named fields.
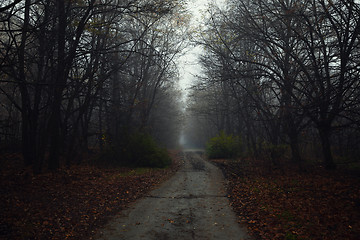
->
xmin=124 ymin=132 xmax=171 ymax=168
xmin=206 ymin=131 xmax=242 ymax=159
xmin=97 ymin=132 xmax=171 ymax=168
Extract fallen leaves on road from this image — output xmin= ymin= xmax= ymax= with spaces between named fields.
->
xmin=212 ymin=159 xmax=360 ymax=240
xmin=0 ymin=151 xmax=181 ymax=240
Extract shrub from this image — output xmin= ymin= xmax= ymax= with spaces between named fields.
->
xmin=206 ymin=131 xmax=242 ymax=159
xmin=124 ymin=132 xmax=171 ymax=168
xmin=97 ymin=132 xmax=171 ymax=168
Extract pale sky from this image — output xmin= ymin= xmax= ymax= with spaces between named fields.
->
xmin=177 ymin=0 xmax=225 ymax=95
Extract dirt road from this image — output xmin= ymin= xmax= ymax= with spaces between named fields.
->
xmin=95 ymin=150 xmax=251 ymax=240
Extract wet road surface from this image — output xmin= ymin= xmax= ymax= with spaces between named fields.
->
xmin=95 ymin=150 xmax=251 ymax=240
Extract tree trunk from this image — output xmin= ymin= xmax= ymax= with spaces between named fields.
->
xmin=18 ymin=0 xmax=42 ymax=172
xmin=48 ymin=101 xmax=61 ymax=170
xmin=48 ymin=0 xmax=66 ymax=171
xmin=21 ymin=113 xmax=33 ymax=166
xmin=286 ymin=119 xmax=303 ymax=168
xmin=318 ymin=125 xmax=336 ymax=170
xmin=289 ymin=133 xmax=303 ymax=170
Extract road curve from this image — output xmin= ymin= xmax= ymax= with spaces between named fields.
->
xmin=95 ymin=150 xmax=251 ymax=240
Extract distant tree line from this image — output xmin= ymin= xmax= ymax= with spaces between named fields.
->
xmin=0 ymin=0 xmax=188 ymax=173
xmin=186 ymin=0 xmax=360 ymax=170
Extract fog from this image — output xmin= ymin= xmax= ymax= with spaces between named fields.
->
xmin=177 ymin=0 xmax=226 ymax=149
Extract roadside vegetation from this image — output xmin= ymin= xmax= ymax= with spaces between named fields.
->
xmin=205 ymin=130 xmax=360 ymax=239
xmin=185 ymin=0 xmax=360 ymax=171
xmin=97 ymin=132 xmax=172 ymax=168
xmin=0 ymin=2 xmax=186 ymax=238
xmin=0 ymin=0 xmax=186 ymax=174
xmin=186 ymin=1 xmax=360 ymax=237
xmin=206 ymin=131 xmax=242 ymax=159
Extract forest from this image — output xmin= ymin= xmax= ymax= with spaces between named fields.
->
xmin=2 ymin=0 xmax=359 ymax=172
xmin=182 ymin=2 xmax=360 ymax=237
xmin=185 ymin=0 xmax=360 ymax=171
xmin=1 ymin=0 xmax=360 ymax=239
xmin=0 ymin=0 xmax=187 ymax=173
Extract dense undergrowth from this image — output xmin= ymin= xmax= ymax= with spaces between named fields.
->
xmin=97 ymin=132 xmax=172 ymax=168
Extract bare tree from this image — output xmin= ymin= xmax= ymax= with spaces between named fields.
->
xmin=190 ymin=0 xmax=360 ymax=169
xmin=0 ymin=0 xmax=188 ymax=172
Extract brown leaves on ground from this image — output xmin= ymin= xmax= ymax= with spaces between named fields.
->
xmin=0 ymin=151 xmax=181 ymax=240
xmin=212 ymin=159 xmax=360 ymax=240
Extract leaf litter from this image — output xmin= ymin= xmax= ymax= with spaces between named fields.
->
xmin=0 ymin=151 xmax=181 ymax=240
xmin=211 ymin=158 xmax=360 ymax=240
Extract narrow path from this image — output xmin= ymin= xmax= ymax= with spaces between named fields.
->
xmin=95 ymin=150 xmax=251 ymax=240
